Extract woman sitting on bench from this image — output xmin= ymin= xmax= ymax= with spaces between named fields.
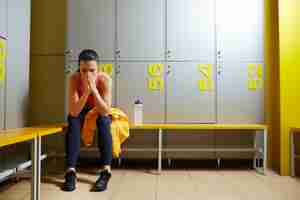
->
xmin=63 ymin=49 xmax=113 ymax=192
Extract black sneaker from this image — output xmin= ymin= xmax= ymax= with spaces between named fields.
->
xmin=91 ymin=170 xmax=112 ymax=192
xmin=62 ymin=170 xmax=76 ymax=192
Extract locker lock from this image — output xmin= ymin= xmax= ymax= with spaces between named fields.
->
xmin=167 ymin=65 xmax=172 ymax=74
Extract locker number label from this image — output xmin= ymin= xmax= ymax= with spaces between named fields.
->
xmin=198 ymin=64 xmax=214 ymax=92
xmin=0 ymin=38 xmax=7 ymax=83
xmin=99 ymin=63 xmax=113 ymax=77
xmin=147 ymin=64 xmax=164 ymax=91
xmin=247 ymin=64 xmax=263 ymax=91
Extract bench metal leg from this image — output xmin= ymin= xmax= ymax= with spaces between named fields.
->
xmin=263 ymin=128 xmax=268 ymax=174
xmin=31 ymin=136 xmax=41 ymax=200
xmin=253 ymin=129 xmax=267 ymax=175
xmin=253 ymin=132 xmax=257 ymax=170
xmin=291 ymin=130 xmax=295 ymax=177
xmin=167 ymin=158 xmax=172 ymax=168
xmin=217 ymin=158 xmax=221 ymax=168
xmin=158 ymin=128 xmax=162 ymax=174
xmin=118 ymin=157 xmax=122 ymax=167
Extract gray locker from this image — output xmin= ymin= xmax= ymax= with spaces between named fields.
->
xmin=0 ymin=38 xmax=5 ymax=130
xmin=6 ymin=0 xmax=31 ymax=129
xmin=166 ymin=0 xmax=216 ymax=61
xmin=166 ymin=62 xmax=216 ymax=123
xmin=117 ymin=0 xmax=164 ymax=61
xmin=116 ymin=62 xmax=165 ymax=124
xmin=0 ymin=0 xmax=7 ymax=130
xmin=67 ymin=0 xmax=115 ymax=61
xmin=3 ymin=0 xmax=31 ymax=172
xmin=216 ymin=0 xmax=264 ymax=123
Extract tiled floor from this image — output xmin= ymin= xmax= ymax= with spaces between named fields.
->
xmin=1 ymin=168 xmax=300 ymax=200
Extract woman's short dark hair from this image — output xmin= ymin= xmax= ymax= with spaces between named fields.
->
xmin=78 ymin=49 xmax=99 ymax=66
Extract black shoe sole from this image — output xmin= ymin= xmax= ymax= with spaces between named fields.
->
xmin=62 ymin=186 xmax=76 ymax=192
xmin=91 ymin=187 xmax=107 ymax=192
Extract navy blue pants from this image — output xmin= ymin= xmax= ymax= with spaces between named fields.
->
xmin=65 ymin=106 xmax=113 ymax=168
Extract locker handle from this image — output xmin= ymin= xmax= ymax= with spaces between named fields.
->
xmin=116 ymin=65 xmax=121 ymax=74
xmin=217 ymin=64 xmax=222 ymax=75
xmin=167 ymin=65 xmax=172 ymax=75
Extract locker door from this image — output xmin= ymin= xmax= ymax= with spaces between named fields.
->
xmin=117 ymin=0 xmax=164 ymax=61
xmin=5 ymin=0 xmax=31 ymax=171
xmin=166 ymin=0 xmax=215 ymax=61
xmin=0 ymin=0 xmax=7 ymax=130
xmin=0 ymin=0 xmax=7 ymax=173
xmin=64 ymin=62 xmax=116 ymax=119
xmin=116 ymin=62 xmax=165 ymax=124
xmin=0 ymin=36 xmax=6 ymax=130
xmin=6 ymin=0 xmax=31 ymax=128
xmin=67 ymin=0 xmax=115 ymax=61
xmin=216 ymin=0 xmax=264 ymax=123
xmin=166 ymin=62 xmax=216 ymax=123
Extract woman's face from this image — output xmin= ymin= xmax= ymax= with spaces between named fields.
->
xmin=79 ymin=60 xmax=98 ymax=77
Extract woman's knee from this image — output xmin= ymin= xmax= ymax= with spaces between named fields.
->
xmin=67 ymin=115 xmax=81 ymax=125
xmin=96 ymin=116 xmax=112 ymax=127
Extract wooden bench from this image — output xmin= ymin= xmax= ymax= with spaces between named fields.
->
xmin=0 ymin=125 xmax=65 ymax=200
xmin=129 ymin=124 xmax=268 ymax=175
xmin=290 ymin=128 xmax=300 ymax=176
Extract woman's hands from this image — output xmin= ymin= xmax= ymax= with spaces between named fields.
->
xmin=81 ymin=72 xmax=98 ymax=95
xmin=87 ymin=72 xmax=98 ymax=94
xmin=82 ymin=73 xmax=92 ymax=96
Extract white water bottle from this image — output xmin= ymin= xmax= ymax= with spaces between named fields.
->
xmin=134 ymin=99 xmax=143 ymax=125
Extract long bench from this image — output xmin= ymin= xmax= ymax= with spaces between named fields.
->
xmin=290 ymin=128 xmax=300 ymax=176
xmin=0 ymin=123 xmax=268 ymax=199
xmin=128 ymin=124 xmax=268 ymax=175
xmin=0 ymin=125 xmax=65 ymax=200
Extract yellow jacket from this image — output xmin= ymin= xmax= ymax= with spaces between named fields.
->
xmin=81 ymin=108 xmax=129 ymax=158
